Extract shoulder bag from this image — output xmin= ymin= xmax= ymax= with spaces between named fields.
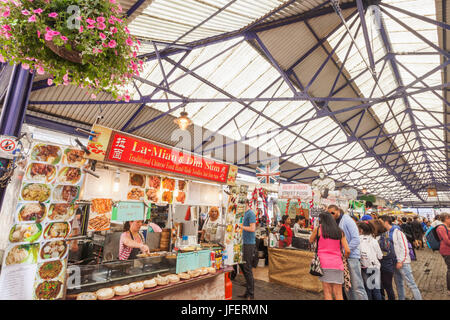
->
xmin=309 ymin=227 xmax=324 ymax=277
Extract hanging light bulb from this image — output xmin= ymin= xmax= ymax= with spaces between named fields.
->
xmin=113 ymin=170 xmax=120 ymax=193
xmin=174 ymin=111 xmax=192 ymax=130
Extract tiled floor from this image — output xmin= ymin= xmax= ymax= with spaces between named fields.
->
xmin=232 ymin=248 xmax=449 ymax=300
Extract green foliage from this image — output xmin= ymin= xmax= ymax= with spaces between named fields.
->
xmin=0 ymin=0 xmax=143 ymax=100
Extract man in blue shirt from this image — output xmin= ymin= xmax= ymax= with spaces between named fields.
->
xmin=328 ymin=205 xmax=368 ymax=300
xmin=238 ymin=199 xmax=256 ymax=300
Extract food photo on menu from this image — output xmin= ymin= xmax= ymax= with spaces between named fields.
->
xmin=88 ymin=199 xmax=113 ymax=232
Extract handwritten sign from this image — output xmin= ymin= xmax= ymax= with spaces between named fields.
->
xmin=279 ymin=183 xmax=312 ymax=199
xmin=111 ymin=201 xmax=146 ymax=222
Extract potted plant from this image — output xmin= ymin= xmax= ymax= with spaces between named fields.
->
xmin=0 ymin=0 xmax=144 ymax=101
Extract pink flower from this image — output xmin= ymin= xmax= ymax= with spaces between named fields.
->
xmin=21 ymin=10 xmax=30 ymax=15
xmin=109 ymin=0 xmax=117 ymax=4
xmin=79 ymin=25 xmax=84 ymax=33
xmin=47 ymin=78 xmax=53 ymax=86
xmin=91 ymin=93 xmax=97 ymax=99
xmin=48 ymin=12 xmax=58 ymax=18
xmin=86 ymin=18 xmax=95 ymax=25
xmin=63 ymin=73 xmax=69 ymax=82
xmin=33 ymin=8 xmax=43 ymax=14
xmin=2 ymin=9 xmax=10 ymax=17
xmin=96 ymin=16 xmax=105 ymax=23
xmin=124 ymin=94 xmax=130 ymax=102
xmin=22 ymin=63 xmax=30 ymax=70
xmin=36 ymin=65 xmax=45 ymax=75
xmin=96 ymin=22 xmax=106 ymax=30
xmin=0 ymin=55 xmax=4 ymax=63
xmin=2 ymin=25 xmax=11 ymax=32
xmin=60 ymin=35 xmax=68 ymax=42
xmin=86 ymin=24 xmax=95 ymax=29
xmin=124 ymin=27 xmax=130 ymax=34
xmin=108 ymin=18 xmax=115 ymax=24
xmin=108 ymin=40 xmax=117 ymax=48
xmin=37 ymin=30 xmax=41 ymax=38
xmin=110 ymin=27 xmax=117 ymax=34
xmin=28 ymin=15 xmax=36 ymax=22
xmin=99 ymin=32 xmax=107 ymax=40
xmin=126 ymin=37 xmax=133 ymax=46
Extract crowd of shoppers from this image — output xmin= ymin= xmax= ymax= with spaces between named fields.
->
xmin=307 ymin=206 xmax=446 ymax=300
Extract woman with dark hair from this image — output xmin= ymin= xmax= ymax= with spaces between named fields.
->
xmin=310 ymin=212 xmax=350 ymax=300
xmin=279 ymin=215 xmax=293 ymax=248
xmin=118 ymin=220 xmax=150 ymax=260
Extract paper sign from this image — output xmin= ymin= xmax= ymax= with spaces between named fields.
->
xmin=0 ymin=264 xmax=37 ymax=300
xmin=279 ymin=183 xmax=312 ymax=199
xmin=111 ymin=201 xmax=146 ymax=222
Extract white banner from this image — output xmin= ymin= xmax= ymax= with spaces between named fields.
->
xmin=278 ymin=183 xmax=312 ymax=199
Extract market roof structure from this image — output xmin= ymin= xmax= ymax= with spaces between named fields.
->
xmin=6 ymin=0 xmax=448 ymax=206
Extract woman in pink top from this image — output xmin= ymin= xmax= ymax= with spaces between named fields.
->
xmin=310 ymin=211 xmax=350 ymax=300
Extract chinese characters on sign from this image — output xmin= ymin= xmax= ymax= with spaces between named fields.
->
xmin=106 ymin=133 xmax=231 ymax=184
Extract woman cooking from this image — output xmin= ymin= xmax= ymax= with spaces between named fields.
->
xmin=200 ymin=206 xmax=224 ymax=244
xmin=118 ymin=220 xmax=150 ymax=260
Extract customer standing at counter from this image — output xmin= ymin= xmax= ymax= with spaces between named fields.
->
xmin=238 ymin=199 xmax=256 ymax=300
xmin=327 ymin=205 xmax=368 ymax=300
xmin=119 ymin=220 xmax=150 ymax=260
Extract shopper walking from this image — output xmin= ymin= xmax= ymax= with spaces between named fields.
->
xmin=370 ymin=219 xmax=397 ymax=300
xmin=310 ymin=212 xmax=350 ymax=300
xmin=431 ymin=214 xmax=443 ymax=228
xmin=411 ymin=217 xmax=424 ymax=249
xmin=327 ymin=205 xmax=368 ymax=300
xmin=435 ymin=213 xmax=450 ymax=294
xmin=357 ymin=222 xmax=383 ymax=300
xmin=238 ymin=199 xmax=257 ymax=300
xmin=380 ymin=216 xmax=422 ymax=300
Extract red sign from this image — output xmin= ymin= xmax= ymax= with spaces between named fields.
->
xmin=106 ymin=133 xmax=230 ymax=183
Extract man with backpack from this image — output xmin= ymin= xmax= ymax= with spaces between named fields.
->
xmin=380 ymin=216 xmax=422 ymax=300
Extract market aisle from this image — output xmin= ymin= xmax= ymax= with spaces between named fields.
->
xmin=232 ymin=248 xmax=448 ymax=300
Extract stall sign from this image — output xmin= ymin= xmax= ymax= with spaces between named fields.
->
xmin=309 ymin=207 xmax=323 ymax=218
xmin=87 ymin=125 xmax=237 ymax=184
xmin=111 ymin=201 xmax=147 ymax=222
xmin=279 ymin=183 xmax=312 ymax=199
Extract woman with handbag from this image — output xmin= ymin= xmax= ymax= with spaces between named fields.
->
xmin=310 ymin=211 xmax=350 ymax=300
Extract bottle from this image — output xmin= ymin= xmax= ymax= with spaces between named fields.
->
xmin=210 ymin=250 xmax=216 ymax=268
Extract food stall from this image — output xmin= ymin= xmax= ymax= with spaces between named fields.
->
xmin=0 ymin=125 xmax=239 ymax=300
xmin=267 ymin=183 xmax=322 ymax=293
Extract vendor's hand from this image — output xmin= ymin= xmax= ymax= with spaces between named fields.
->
xmin=140 ymin=244 xmax=150 ymax=254
xmin=396 ymin=262 xmax=403 ymax=270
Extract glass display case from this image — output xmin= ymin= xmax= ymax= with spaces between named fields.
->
xmin=66 ymin=253 xmax=177 ymax=295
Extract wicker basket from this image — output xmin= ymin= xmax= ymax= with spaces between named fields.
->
xmin=45 ymin=39 xmax=82 ymax=64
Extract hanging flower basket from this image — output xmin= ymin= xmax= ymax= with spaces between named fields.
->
xmin=0 ymin=0 xmax=144 ymax=100
xmin=44 ymin=39 xmax=82 ymax=64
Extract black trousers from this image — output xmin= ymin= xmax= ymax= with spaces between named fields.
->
xmin=239 ymin=244 xmax=255 ymax=298
xmin=444 ymin=255 xmax=450 ymax=291
xmin=380 ymin=270 xmax=396 ymax=300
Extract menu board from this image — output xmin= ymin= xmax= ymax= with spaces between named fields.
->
xmin=0 ymin=142 xmax=87 ymax=300
xmin=223 ymin=185 xmax=247 ymax=265
xmin=125 ymin=171 xmax=188 ymax=205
